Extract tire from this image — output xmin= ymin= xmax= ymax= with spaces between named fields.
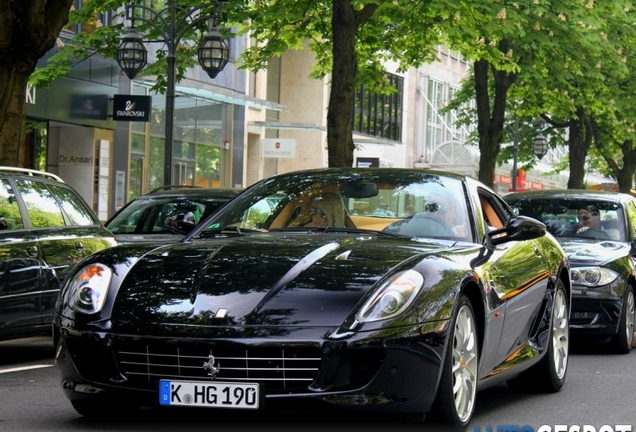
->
xmin=507 ymin=280 xmax=569 ymax=392
xmin=431 ymin=294 xmax=478 ymax=431
xmin=611 ymin=285 xmax=635 ymax=354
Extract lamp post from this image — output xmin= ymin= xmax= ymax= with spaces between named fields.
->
xmin=117 ymin=0 xmax=230 ymax=186
xmin=510 ymin=119 xmax=549 ymax=192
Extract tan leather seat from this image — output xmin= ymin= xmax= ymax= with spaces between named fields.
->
xmin=305 ymin=192 xmax=346 ymax=227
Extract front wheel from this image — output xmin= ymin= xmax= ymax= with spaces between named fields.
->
xmin=431 ymin=294 xmax=479 ymax=431
xmin=611 ymin=286 xmax=635 ymax=354
xmin=543 ymin=282 xmax=569 ymax=390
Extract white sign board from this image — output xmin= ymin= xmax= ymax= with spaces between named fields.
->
xmin=262 ymin=138 xmax=296 ymax=158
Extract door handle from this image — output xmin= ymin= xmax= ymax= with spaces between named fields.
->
xmin=26 ymin=245 xmax=38 ymax=257
xmin=75 ymin=242 xmax=84 ymax=252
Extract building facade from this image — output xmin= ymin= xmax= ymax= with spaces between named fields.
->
xmin=25 ymin=11 xmax=614 ymax=222
xmin=25 ymin=2 xmax=281 ymax=221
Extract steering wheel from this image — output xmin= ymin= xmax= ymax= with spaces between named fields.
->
xmin=576 ymin=228 xmax=611 ymax=240
xmin=382 ymin=214 xmax=455 ymax=237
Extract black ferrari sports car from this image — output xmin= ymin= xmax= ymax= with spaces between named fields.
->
xmin=54 ymin=168 xmax=571 ymax=430
xmin=504 ymin=189 xmax=636 ymax=353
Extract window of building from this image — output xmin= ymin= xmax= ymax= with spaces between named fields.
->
xmin=129 ymin=83 xmax=231 ymax=196
xmin=426 ymin=78 xmax=444 ymax=151
xmin=353 ymin=72 xmax=403 ymax=142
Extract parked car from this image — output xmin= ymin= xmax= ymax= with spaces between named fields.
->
xmin=105 ymin=185 xmax=242 ymax=244
xmin=504 ymin=189 xmax=636 ymax=353
xmin=0 ymin=167 xmax=116 ymax=342
xmin=54 ymin=168 xmax=570 ymax=430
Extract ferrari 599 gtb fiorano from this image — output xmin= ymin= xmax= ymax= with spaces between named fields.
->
xmin=54 ymin=168 xmax=571 ymax=430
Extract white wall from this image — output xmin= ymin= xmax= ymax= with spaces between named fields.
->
xmin=48 ymin=124 xmax=96 ymax=207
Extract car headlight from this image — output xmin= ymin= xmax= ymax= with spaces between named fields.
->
xmin=67 ymin=264 xmax=112 ymax=314
xmin=356 ymin=270 xmax=424 ymax=322
xmin=571 ymin=266 xmax=619 ymax=287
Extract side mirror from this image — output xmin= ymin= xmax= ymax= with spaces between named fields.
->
xmin=488 ymin=215 xmax=546 ymax=246
xmin=0 ymin=217 xmax=7 ymax=230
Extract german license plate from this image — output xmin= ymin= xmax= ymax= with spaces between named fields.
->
xmin=159 ymin=380 xmax=260 ymax=409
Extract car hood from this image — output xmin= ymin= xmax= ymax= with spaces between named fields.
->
xmin=113 ymin=234 xmax=462 ymax=328
xmin=557 ymin=238 xmax=629 ymax=266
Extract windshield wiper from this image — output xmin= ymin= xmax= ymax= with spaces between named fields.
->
xmin=200 ymin=226 xmax=264 ymax=236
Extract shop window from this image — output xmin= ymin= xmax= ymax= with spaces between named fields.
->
xmin=353 ymin=72 xmax=403 ymax=142
xmin=25 ymin=120 xmax=48 ymax=171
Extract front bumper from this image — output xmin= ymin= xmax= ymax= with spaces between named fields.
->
xmin=569 ymin=285 xmax=623 ymax=335
xmin=54 ymin=320 xmax=447 ymax=416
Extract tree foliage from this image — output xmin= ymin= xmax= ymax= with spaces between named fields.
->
xmin=4 ymin=0 xmax=636 ymax=192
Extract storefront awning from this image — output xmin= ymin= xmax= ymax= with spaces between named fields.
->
xmin=353 ymin=135 xmax=399 ymax=146
xmin=248 ymin=121 xmax=326 ymax=131
xmin=135 ymin=80 xmax=287 ymax=111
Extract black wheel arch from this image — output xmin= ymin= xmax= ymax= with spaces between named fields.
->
xmin=460 ymin=281 xmax=486 ymax=359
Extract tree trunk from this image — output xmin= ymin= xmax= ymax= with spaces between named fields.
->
xmin=0 ymin=66 xmax=29 ymax=166
xmin=0 ymin=0 xmax=74 ymax=167
xmin=473 ymin=51 xmax=514 ymax=188
xmin=604 ymin=140 xmax=636 ymax=193
xmin=566 ymin=108 xmax=591 ymax=189
xmin=327 ymin=0 xmax=358 ymax=168
xmin=591 ymin=119 xmax=636 ymax=194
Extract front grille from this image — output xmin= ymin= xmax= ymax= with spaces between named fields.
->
xmin=114 ymin=341 xmax=322 ymax=392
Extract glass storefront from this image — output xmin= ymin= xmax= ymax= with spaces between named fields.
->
xmin=25 ymin=120 xmax=48 ymax=171
xmin=129 ymin=84 xmax=231 ymax=200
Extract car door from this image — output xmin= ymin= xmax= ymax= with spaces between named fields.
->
xmin=14 ymin=179 xmax=116 ymax=325
xmin=0 ymin=178 xmax=43 ymax=337
xmin=476 ymin=189 xmax=549 ymax=375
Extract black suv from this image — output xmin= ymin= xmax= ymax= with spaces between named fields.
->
xmin=0 ymin=167 xmax=116 ymax=342
xmin=105 ymin=185 xmax=242 ymax=244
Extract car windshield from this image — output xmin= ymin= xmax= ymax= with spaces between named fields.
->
xmin=194 ymin=170 xmax=472 ymax=241
xmin=506 ymin=197 xmax=625 ymax=241
xmin=107 ymin=196 xmax=233 ymax=234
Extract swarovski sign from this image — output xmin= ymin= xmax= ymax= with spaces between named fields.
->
xmin=113 ymin=95 xmax=152 ymax=122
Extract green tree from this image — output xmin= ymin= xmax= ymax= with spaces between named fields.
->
xmin=516 ymin=1 xmax=634 ymax=190
xmin=226 ymin=0 xmax=451 ymax=168
xmin=445 ymin=1 xmax=629 ymax=188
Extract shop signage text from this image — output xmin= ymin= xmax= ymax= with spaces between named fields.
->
xmin=262 ymin=138 xmax=296 ymax=158
xmin=113 ymin=95 xmax=152 ymax=122
xmin=59 ymin=155 xmax=93 ymax=164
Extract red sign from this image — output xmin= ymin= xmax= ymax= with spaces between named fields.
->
xmin=531 ymin=181 xmax=544 ymax=190
xmin=499 ymin=175 xmax=512 ymax=185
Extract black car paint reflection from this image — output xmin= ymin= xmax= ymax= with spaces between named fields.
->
xmin=54 ymin=168 xmax=570 ymax=429
xmin=504 ymin=189 xmax=636 ymax=353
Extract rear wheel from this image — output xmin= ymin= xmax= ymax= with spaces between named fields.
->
xmin=541 ymin=282 xmax=569 ymax=390
xmin=431 ymin=294 xmax=478 ymax=431
xmin=611 ymin=286 xmax=635 ymax=354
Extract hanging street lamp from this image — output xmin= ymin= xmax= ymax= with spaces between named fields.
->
xmin=510 ymin=120 xmax=550 ymax=192
xmin=117 ymin=0 xmax=229 ymax=186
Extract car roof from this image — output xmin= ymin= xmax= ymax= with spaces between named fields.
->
xmin=267 ymin=167 xmax=470 ymax=182
xmin=504 ymin=189 xmax=633 ymax=204
xmin=0 ymin=166 xmax=65 ymax=183
xmin=138 ymin=186 xmax=242 ymax=199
